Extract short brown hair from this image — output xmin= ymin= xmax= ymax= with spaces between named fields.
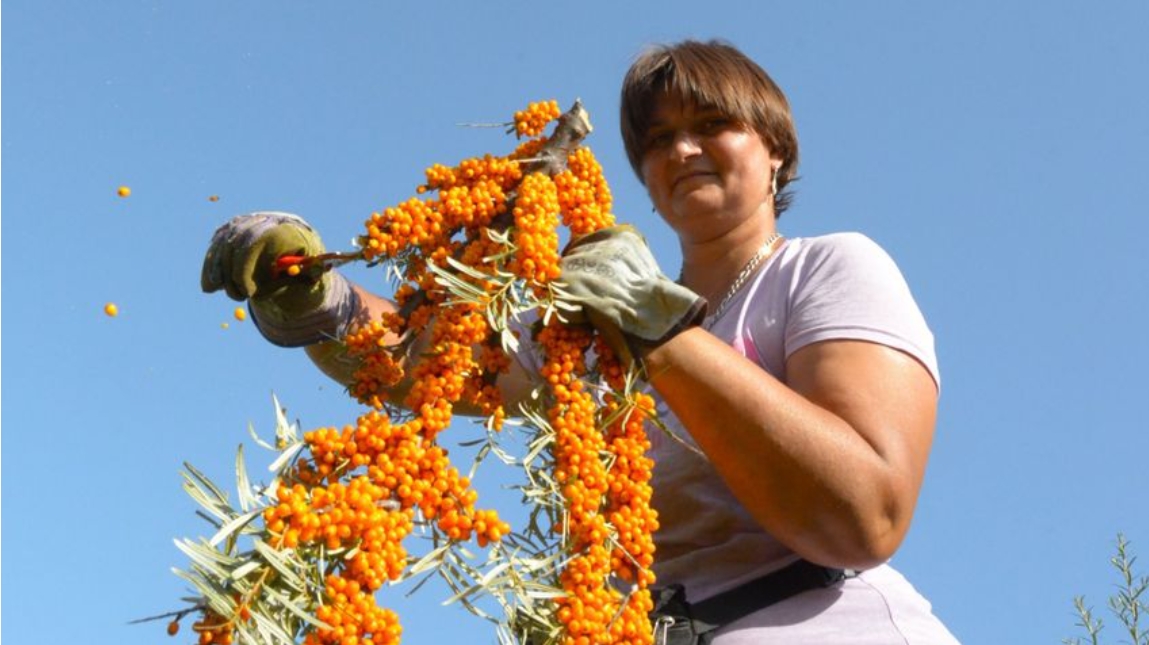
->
xmin=620 ymin=40 xmax=799 ymax=217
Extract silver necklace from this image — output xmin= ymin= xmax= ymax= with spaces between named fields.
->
xmin=686 ymin=232 xmax=783 ymax=329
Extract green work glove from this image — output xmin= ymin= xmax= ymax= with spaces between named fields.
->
xmin=558 ymin=225 xmax=706 ymax=363
xmin=201 ymin=212 xmax=360 ymax=347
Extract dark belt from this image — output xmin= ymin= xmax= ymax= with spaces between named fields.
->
xmin=650 ymin=559 xmax=854 ymax=644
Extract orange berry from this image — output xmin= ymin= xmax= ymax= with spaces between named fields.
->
xmin=117 ymin=186 xmax=131 ymax=198
xmin=233 ymin=307 xmax=247 ymax=322
xmin=103 ymin=302 xmax=119 ymax=317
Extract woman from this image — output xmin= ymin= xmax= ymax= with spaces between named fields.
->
xmin=561 ymin=41 xmax=958 ymax=644
xmin=202 ymin=39 xmax=958 ymax=644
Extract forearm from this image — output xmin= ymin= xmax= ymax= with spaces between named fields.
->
xmin=304 ymin=283 xmax=536 ymax=417
xmin=641 ymin=328 xmax=913 ymax=569
xmin=304 ymin=284 xmax=406 ymax=388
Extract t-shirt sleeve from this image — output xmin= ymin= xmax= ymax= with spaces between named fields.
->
xmin=785 ymin=233 xmax=940 ymax=388
xmin=505 ymin=309 xmax=546 ymax=380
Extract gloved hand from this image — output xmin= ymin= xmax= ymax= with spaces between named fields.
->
xmin=201 ymin=212 xmax=360 ymax=347
xmin=557 ymin=225 xmax=706 ymax=364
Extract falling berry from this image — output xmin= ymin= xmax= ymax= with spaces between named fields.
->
xmin=117 ymin=186 xmax=131 ymax=198
xmin=104 ymin=302 xmax=119 ymax=317
xmin=234 ymin=307 xmax=247 ymax=322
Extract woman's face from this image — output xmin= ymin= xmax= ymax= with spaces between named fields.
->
xmin=640 ymin=94 xmax=781 ymax=242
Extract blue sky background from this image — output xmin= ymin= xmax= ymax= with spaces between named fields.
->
xmin=4 ymin=2 xmax=1148 ymax=643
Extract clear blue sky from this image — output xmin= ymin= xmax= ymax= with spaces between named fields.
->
xmin=4 ymin=2 xmax=1148 ymax=643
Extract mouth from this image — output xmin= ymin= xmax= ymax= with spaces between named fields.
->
xmin=672 ymin=170 xmax=717 ymax=191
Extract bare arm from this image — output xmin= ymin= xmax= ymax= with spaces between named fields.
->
xmin=304 ymin=284 xmax=538 ymax=415
xmin=641 ymin=329 xmax=937 ymax=570
xmin=304 ymin=285 xmax=401 ymax=387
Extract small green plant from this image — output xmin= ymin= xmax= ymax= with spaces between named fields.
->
xmin=1065 ymin=533 xmax=1147 ymax=645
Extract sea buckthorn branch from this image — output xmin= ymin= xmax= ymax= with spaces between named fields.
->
xmin=163 ymin=100 xmax=658 ymax=645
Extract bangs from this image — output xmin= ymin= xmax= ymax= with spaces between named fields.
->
xmin=621 ymin=43 xmax=768 ymax=174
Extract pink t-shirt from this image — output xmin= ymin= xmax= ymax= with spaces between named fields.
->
xmin=649 ymin=233 xmax=958 ymax=643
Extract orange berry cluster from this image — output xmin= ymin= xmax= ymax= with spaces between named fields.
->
xmin=514 ymin=100 xmax=562 ymax=138
xmin=362 ymin=155 xmax=522 ymax=262
xmin=343 ymin=312 xmax=407 ymax=410
xmin=190 ymin=610 xmax=235 ymax=645
xmin=309 ymin=575 xmax=402 ymax=645
xmin=266 ymin=301 xmax=513 ymax=642
xmin=239 ymin=281 xmax=515 ymax=645
xmin=600 ymin=395 xmax=658 ymax=643
xmin=185 ymin=595 xmax=256 ymax=644
xmin=258 ymin=400 xmax=510 ymax=645
xmin=538 ymin=323 xmax=657 ymax=645
xmin=509 ymin=172 xmax=563 ymax=283
xmin=595 ymin=342 xmax=658 ymax=592
xmin=555 ymin=147 xmax=614 ymax=236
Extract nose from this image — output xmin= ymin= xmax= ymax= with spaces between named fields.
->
xmin=671 ymin=130 xmax=702 ymax=159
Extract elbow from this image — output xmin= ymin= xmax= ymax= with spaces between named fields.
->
xmin=845 ymin=520 xmax=906 ymax=570
xmin=812 ymin=522 xmax=904 ymax=572
xmin=828 ymin=470 xmax=922 ymax=570
xmin=810 ymin=500 xmax=914 ymax=571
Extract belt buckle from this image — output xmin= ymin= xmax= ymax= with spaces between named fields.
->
xmin=653 ymin=614 xmax=699 ymax=645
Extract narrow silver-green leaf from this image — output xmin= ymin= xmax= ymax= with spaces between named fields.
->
xmin=521 ymin=583 xmax=567 ymax=599
xmin=469 ymin=442 xmax=492 ymax=480
xmin=183 ymin=462 xmax=230 ymax=506
xmin=478 ymin=560 xmax=515 ymax=586
xmin=230 ymin=560 xmax=263 ymax=581
xmin=174 ymin=539 xmax=237 ymax=578
xmin=171 ymin=566 xmax=202 ymax=590
xmin=248 ymin=421 xmax=276 ymax=452
xmin=268 ymin=441 xmax=305 ymax=475
xmin=272 ymin=394 xmax=294 ymax=442
xmin=235 ymin=445 xmax=256 ymax=512
xmin=194 ymin=509 xmax=224 ymax=529
xmin=444 ymin=256 xmax=497 ymax=282
xmin=183 ymin=480 xmax=233 ymax=523
xmin=551 ymin=299 xmax=583 ymax=312
xmin=251 ymin=539 xmax=306 ymax=590
xmin=251 ymin=608 xmax=299 ymax=645
xmin=443 ymin=582 xmax=484 ymax=606
xmin=264 ymin=586 xmax=329 ymax=629
xmin=407 ymin=544 xmax=451 ymax=576
xmin=524 ymin=433 xmax=554 ymax=465
xmin=208 ymin=509 xmax=262 ymax=547
xmin=246 ymin=614 xmax=280 ymax=645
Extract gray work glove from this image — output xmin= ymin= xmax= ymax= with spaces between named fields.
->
xmin=558 ymin=225 xmax=706 ymax=363
xmin=201 ymin=212 xmax=360 ymax=347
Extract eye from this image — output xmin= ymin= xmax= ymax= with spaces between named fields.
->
xmin=699 ymin=117 xmax=733 ymax=134
xmin=644 ymin=130 xmax=674 ymax=149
